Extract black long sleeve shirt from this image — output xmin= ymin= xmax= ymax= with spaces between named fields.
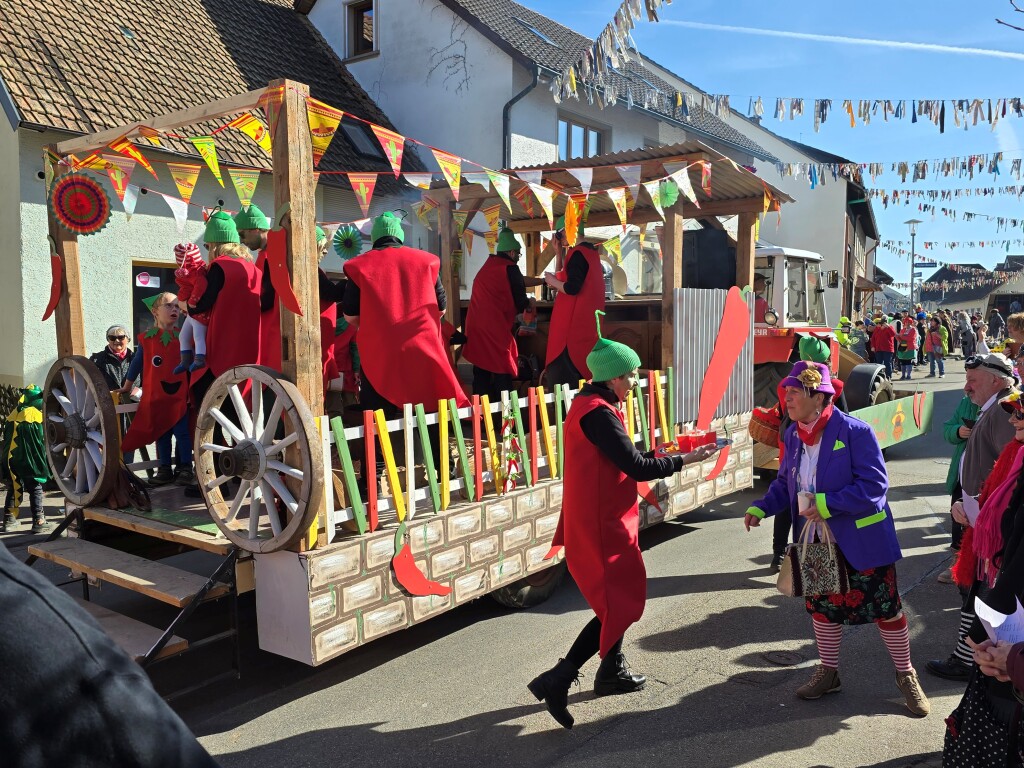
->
xmin=562 ymin=247 xmax=592 ymax=296
xmin=578 ymin=383 xmax=684 ymax=481
xmin=492 ymin=253 xmax=531 ymax=313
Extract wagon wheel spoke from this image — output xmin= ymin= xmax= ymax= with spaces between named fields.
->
xmin=228 ymin=385 xmax=254 ymax=437
xmin=225 ymin=480 xmax=251 ymax=524
xmin=86 ymin=413 xmax=100 ymax=429
xmin=62 ymin=449 xmax=79 ymax=479
xmin=87 ymin=430 xmax=103 ymax=444
xmin=200 ymin=442 xmax=229 ymax=453
xmin=209 ymin=407 xmax=247 ymax=443
xmin=248 ymin=486 xmax=261 ymax=539
xmin=259 ymin=399 xmax=284 ymax=445
xmin=83 ymin=446 xmax=99 ymax=489
xmin=260 ymin=480 xmax=283 ymax=535
xmin=61 ymin=370 xmax=80 ymax=413
xmin=264 ymin=431 xmax=298 ymax=456
xmin=52 ymin=389 xmax=74 ymax=416
xmin=75 ymin=451 xmax=89 ymax=494
xmin=266 ymin=459 xmax=304 ymax=481
xmin=81 ymin=387 xmax=97 ymax=421
xmin=251 ymin=383 xmax=264 ymax=440
xmin=48 ymin=414 xmax=65 ymax=424
xmin=265 ymin=473 xmax=299 ymax=514
xmin=205 ymin=473 xmax=233 ymax=493
xmin=51 ymin=442 xmax=68 ymax=453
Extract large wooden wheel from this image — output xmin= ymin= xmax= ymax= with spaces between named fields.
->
xmin=195 ymin=366 xmax=323 ymax=553
xmin=42 ymin=356 xmax=120 ymax=506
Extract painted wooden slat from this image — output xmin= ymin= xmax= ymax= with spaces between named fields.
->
xmin=321 ymin=416 xmax=335 ymax=541
xmin=448 ymin=398 xmax=474 ymax=502
xmin=472 ymin=396 xmax=484 ymax=502
xmin=667 ymin=366 xmax=676 ymax=433
xmin=626 ymin=386 xmax=635 ymax=444
xmin=648 ymin=370 xmax=657 ymax=448
xmin=329 ymin=416 xmax=367 ymax=534
xmin=554 ymin=384 xmax=565 ymax=478
xmin=528 ymin=388 xmax=539 ymax=484
xmin=403 ymin=403 xmax=417 ymax=521
xmin=634 ymin=383 xmax=650 ymax=451
xmin=510 ymin=390 xmax=532 ymax=487
xmin=363 ymin=409 xmax=378 ymax=531
xmin=481 ymin=394 xmax=500 ymax=494
xmin=374 ymin=409 xmax=407 ymax=522
xmin=414 ymin=404 xmax=441 ymax=513
xmin=536 ymin=386 xmax=557 ymax=479
xmin=653 ymin=370 xmax=669 ymax=445
xmin=439 ymin=399 xmax=450 ymax=510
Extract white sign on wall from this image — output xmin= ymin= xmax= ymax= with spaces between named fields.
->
xmin=135 ymin=272 xmax=161 ymax=289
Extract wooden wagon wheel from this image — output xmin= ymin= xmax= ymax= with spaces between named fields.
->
xmin=42 ymin=356 xmax=120 ymax=506
xmin=195 ymin=365 xmax=323 ymax=553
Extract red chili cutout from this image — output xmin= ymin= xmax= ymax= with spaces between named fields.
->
xmin=42 ymin=255 xmax=62 ymax=321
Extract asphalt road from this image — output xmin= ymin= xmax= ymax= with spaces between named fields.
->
xmin=3 ymin=362 xmax=972 ymax=768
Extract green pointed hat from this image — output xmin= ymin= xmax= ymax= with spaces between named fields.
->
xmin=205 ymin=208 xmax=240 ymax=244
xmin=798 ymin=335 xmax=831 ymax=364
xmin=142 ymin=294 xmax=163 ymax=312
xmin=371 ymin=211 xmax=405 ymax=244
xmin=233 ymin=204 xmax=269 ymax=231
xmin=496 ymin=227 xmax=521 ymax=254
xmin=587 ymin=310 xmax=641 ymax=382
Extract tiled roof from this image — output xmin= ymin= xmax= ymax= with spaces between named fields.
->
xmin=0 ymin=0 xmax=423 ymax=186
xmin=434 ymin=0 xmax=775 ymax=161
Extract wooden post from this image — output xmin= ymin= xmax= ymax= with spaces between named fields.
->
xmin=660 ymin=208 xmax=683 ymax=370
xmin=735 ymin=211 xmax=757 ymax=290
xmin=438 ymin=198 xmax=458 ymax=328
xmin=46 ymin=148 xmax=87 ymax=357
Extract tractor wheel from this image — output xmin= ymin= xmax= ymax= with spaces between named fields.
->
xmin=753 ymin=362 xmax=793 ymax=408
xmin=843 ymin=364 xmax=895 ymax=412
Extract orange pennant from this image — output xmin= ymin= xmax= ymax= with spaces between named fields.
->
xmin=606 ymin=188 xmax=627 ymax=230
xmin=104 ymin=155 xmax=135 ymax=202
xmin=432 ymin=149 xmax=462 ymax=202
xmin=348 ymin=173 xmax=377 ymax=217
xmin=513 ymin=185 xmax=534 ymax=218
xmin=371 ymin=125 xmax=406 ymax=178
xmin=227 ymin=113 xmax=272 ymax=153
xmin=137 ymin=126 xmax=163 ymax=147
xmin=306 ymin=98 xmax=344 ymax=167
xmin=108 ymin=136 xmax=158 ymax=179
xmin=257 ymin=86 xmax=285 ymax=144
xmin=167 ymin=162 xmax=203 ymax=205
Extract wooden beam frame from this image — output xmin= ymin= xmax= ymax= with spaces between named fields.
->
xmin=55 ymin=87 xmax=269 ymax=156
xmin=660 ymin=210 xmax=683 ymax=370
xmin=735 ymin=211 xmax=757 ymax=290
xmin=46 ymin=149 xmax=87 ymax=357
xmin=437 ymin=199 xmax=457 ymax=328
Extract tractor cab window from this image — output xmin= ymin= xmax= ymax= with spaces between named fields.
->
xmin=806 ymin=262 xmax=827 ymax=326
xmin=786 ymin=261 xmax=808 ymax=323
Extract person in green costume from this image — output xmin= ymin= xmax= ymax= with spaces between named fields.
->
xmin=1 ymin=385 xmax=52 ymax=533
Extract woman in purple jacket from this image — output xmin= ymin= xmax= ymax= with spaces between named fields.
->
xmin=743 ymin=361 xmax=930 ymax=716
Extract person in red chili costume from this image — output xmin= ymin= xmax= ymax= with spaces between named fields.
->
xmin=234 ymin=204 xmax=280 ymax=371
xmin=543 ymin=216 xmax=606 ymax=387
xmin=342 ymin=211 xmax=469 ymax=414
xmin=463 ymin=227 xmax=542 ymax=401
xmin=528 ymin=312 xmax=720 ymax=730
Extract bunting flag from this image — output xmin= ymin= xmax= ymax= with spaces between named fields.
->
xmin=43 ymin=148 xmax=58 ymax=194
xmin=414 ymin=196 xmax=439 ymax=229
xmin=565 ymin=193 xmax=587 ymax=246
xmin=643 ymin=180 xmax=664 ymax=218
xmin=603 ymin=234 xmax=622 ymax=264
xmin=453 ymin=210 xmax=469 ymax=236
xmin=673 ymin=168 xmax=699 ymax=207
xmin=305 ymin=99 xmax=344 ymax=167
xmin=615 ymin=164 xmax=642 ymax=203
xmin=404 ymin=172 xmax=434 ymax=190
xmin=516 ymin=170 xmax=543 ymax=187
xmin=229 ymin=168 xmax=261 ymax=209
xmin=624 ymin=186 xmax=637 ymax=218
xmin=348 ymin=173 xmax=377 ymax=218
xmin=482 ymin=204 xmax=502 ymax=232
xmin=606 ymin=187 xmax=628 ymax=230
xmin=189 ymin=136 xmax=223 ymax=186
xmin=463 ymin=172 xmax=491 ymax=191
xmin=371 ymin=124 xmax=406 ymax=178
xmin=485 ymin=229 xmax=499 ymax=251
xmin=258 ymin=87 xmax=285 ymax=145
xmin=568 ymin=167 xmax=593 ymax=195
xmin=432 ymin=149 xmax=462 ymax=201
xmin=313 ymin=171 xmax=322 ymax=187
xmin=513 ymin=185 xmax=534 ymax=218
xmin=461 ymin=228 xmax=475 ymax=254
xmin=486 ymin=168 xmax=512 ymax=211
xmin=160 ymin=192 xmax=189 ymax=235
xmin=137 ymin=126 xmax=163 ymax=147
xmin=700 ymin=161 xmax=712 ymax=197
xmin=167 ymin=162 xmax=203 ymax=205
xmin=75 ymin=153 xmax=112 ymax=172
xmin=109 ymin=136 xmax=158 ymax=179
xmin=529 ymin=183 xmax=555 ymax=229
xmin=121 ymin=184 xmax=139 ymax=221
xmin=227 ymin=113 xmax=272 ymax=154
xmin=104 ymin=155 xmax=135 ymax=202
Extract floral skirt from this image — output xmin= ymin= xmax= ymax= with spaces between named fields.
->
xmin=805 ymin=563 xmax=902 ymax=625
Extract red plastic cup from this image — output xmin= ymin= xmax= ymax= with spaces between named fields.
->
xmin=676 ymin=434 xmax=688 ymax=451
xmin=703 ymin=430 xmax=717 ymax=446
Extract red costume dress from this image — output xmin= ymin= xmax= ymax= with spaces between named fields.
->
xmin=255 ymin=250 xmax=283 ymax=373
xmin=553 ymin=393 xmax=646 ymax=657
xmin=545 ymin=244 xmax=605 ymax=379
xmin=319 ymin=268 xmax=339 ymax=394
xmin=202 ymin=256 xmax=263 ymax=378
xmin=463 ymin=255 xmax=519 ymax=377
xmin=121 ymin=328 xmax=188 ymax=453
xmin=343 ymin=245 xmax=469 ymax=409
xmin=333 ymin=321 xmax=359 ymax=393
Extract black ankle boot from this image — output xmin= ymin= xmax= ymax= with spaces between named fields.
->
xmin=594 ymin=652 xmax=646 ymax=696
xmin=527 ymin=658 xmax=580 ymax=729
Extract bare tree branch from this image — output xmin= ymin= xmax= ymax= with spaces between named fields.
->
xmin=427 ymin=17 xmax=471 ymax=95
xmin=997 ymin=0 xmax=1024 ymax=31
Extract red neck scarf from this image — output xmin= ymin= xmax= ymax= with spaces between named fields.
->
xmin=795 ymin=404 xmax=834 ymax=447
xmin=110 ymin=347 xmax=128 ymax=360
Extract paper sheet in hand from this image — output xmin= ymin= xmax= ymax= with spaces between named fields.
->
xmin=975 ymin=596 xmax=1024 ymax=644
xmin=962 ymin=494 xmax=981 ymax=526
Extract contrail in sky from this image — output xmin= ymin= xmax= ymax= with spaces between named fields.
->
xmin=661 ymin=20 xmax=1024 ymax=62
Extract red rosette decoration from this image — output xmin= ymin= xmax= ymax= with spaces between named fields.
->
xmin=49 ymin=173 xmax=112 ymax=236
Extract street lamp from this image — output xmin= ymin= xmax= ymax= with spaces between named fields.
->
xmin=905 ymin=219 xmax=923 ymax=312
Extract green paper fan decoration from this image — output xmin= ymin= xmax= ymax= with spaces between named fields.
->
xmin=333 ymin=224 xmax=364 ymax=261
xmin=660 ymin=179 xmax=680 ymax=209
xmin=50 ymin=173 xmax=112 ymax=236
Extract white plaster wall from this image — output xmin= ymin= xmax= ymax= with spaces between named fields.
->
xmin=0 ymin=123 xmax=24 ymax=386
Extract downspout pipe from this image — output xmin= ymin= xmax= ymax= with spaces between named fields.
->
xmin=502 ymin=65 xmax=540 ymax=169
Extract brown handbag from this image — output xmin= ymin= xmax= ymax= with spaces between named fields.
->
xmin=777 ymin=519 xmax=850 ymax=598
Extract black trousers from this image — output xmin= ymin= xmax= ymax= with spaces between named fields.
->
xmin=565 ymin=616 xmax=624 ymax=669
xmin=545 ymin=348 xmax=583 ymax=389
xmin=472 ymin=366 xmax=514 ymax=404
xmin=4 ymin=478 xmax=43 ymax=519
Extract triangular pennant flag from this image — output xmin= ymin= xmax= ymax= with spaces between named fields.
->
xmin=453 ymin=210 xmax=469 ymax=237
xmin=516 ymin=170 xmax=543 ymax=187
xmin=485 ymin=229 xmax=498 ymax=251
xmin=415 ymin=197 xmax=439 ymax=229
xmin=122 ymin=184 xmax=139 ymax=221
xmin=43 ymin=148 xmax=57 ymax=195
xmin=700 ymin=161 xmax=712 ymax=196
xmin=305 ymin=99 xmax=344 ymax=167
xmin=370 ymin=124 xmax=406 ymax=178
xmin=512 ymin=185 xmax=534 ymax=218
xmin=643 ymin=180 xmax=664 ymax=218
xmin=603 ymin=234 xmax=622 ymax=264
xmin=606 ymin=187 xmax=628 ymax=230
xmin=568 ymin=167 xmax=593 ymax=195
xmin=313 ymin=171 xmax=321 ymax=187
xmin=625 ymin=186 xmax=637 ymax=218
xmin=529 ymin=183 xmax=554 ymax=229
xmin=109 ymin=136 xmax=158 ymax=179
xmin=227 ymin=113 xmax=272 ymax=154
xmin=404 ymin=173 xmax=434 ymax=190
xmin=482 ymin=204 xmax=502 ymax=232
xmin=461 ymin=228 xmax=475 ymax=254
xmin=76 ymin=153 xmax=112 ymax=172
xmin=432 ymin=149 xmax=462 ymax=201
xmin=257 ymin=86 xmax=285 ymax=145
xmin=189 ymin=136 xmax=223 ymax=187
xmin=160 ymin=193 xmax=189 ymax=235
xmin=348 ymin=173 xmax=377 ymax=218
xmin=463 ymin=172 xmax=491 ymax=191
xmin=103 ymin=155 xmax=135 ymax=202
xmin=202 ymin=207 xmax=215 ymax=223
xmin=672 ymin=168 xmax=699 ymax=208
xmin=615 ymin=164 xmax=642 ymax=203
xmin=167 ymin=162 xmax=203 ymax=205
xmin=228 ymin=168 xmax=261 ymax=209
xmin=137 ymin=126 xmax=163 ymax=147
xmin=485 ymin=169 xmax=511 ymax=211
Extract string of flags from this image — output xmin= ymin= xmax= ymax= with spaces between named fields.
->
xmin=775 ymin=152 xmax=1016 ymax=188
xmin=867 ymin=186 xmax=1024 ymax=204
xmin=912 ymin=203 xmax=1024 ymax=231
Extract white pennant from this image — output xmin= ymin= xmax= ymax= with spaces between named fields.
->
xmin=161 ymin=193 xmax=189 ymax=235
xmin=404 ymin=173 xmax=434 ymax=190
xmin=515 ymin=170 xmax=543 ymax=187
xmin=671 ymin=168 xmax=699 ymax=207
xmin=463 ymin=172 xmax=491 ymax=192
xmin=568 ymin=167 xmax=593 ymax=195
xmin=615 ymin=164 xmax=642 ymax=203
xmin=122 ymin=184 xmax=139 ymax=221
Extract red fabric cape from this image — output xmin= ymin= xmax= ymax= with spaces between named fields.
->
xmin=122 ymin=329 xmax=188 ymax=452
xmin=545 ymin=244 xmax=605 ymax=378
xmin=202 ymin=256 xmax=263 ymax=379
xmin=463 ymin=255 xmax=519 ymax=376
xmin=552 ymin=393 xmax=645 ymax=657
xmin=255 ymin=250 xmax=283 ymax=373
xmin=343 ymin=245 xmax=469 ymax=409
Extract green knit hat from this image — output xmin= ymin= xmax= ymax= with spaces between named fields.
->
xmin=316 ymin=226 xmax=327 ymax=247
xmin=205 ymin=209 xmax=240 ymax=244
xmin=798 ymin=335 xmax=831 ymax=364
xmin=233 ymin=204 xmax=269 ymax=231
xmin=371 ymin=212 xmax=405 ymax=244
xmin=496 ymin=227 xmax=521 ymax=254
xmin=587 ymin=310 xmax=641 ymax=382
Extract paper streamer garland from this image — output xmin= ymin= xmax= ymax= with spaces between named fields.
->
xmin=49 ymin=173 xmax=112 ymax=236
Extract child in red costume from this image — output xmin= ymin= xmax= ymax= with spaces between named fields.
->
xmin=172 ymin=242 xmax=209 ymax=374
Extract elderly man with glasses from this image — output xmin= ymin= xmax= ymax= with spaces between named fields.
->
xmin=927 ymin=353 xmax=1019 ymax=681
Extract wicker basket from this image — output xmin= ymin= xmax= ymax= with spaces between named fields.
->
xmin=748 ymin=408 xmax=780 ymax=447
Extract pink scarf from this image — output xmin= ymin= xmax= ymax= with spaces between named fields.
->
xmin=110 ymin=347 xmax=128 ymax=360
xmin=974 ymin=442 xmax=1024 ymax=585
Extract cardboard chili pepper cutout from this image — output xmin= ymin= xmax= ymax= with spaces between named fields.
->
xmin=637 ymin=480 xmax=664 ymax=514
xmin=42 ymin=254 xmax=63 ymax=321
xmin=913 ymin=392 xmax=925 ymax=429
xmin=262 ymin=202 xmax=303 ymax=316
xmin=391 ymin=521 xmax=452 ymax=597
xmin=697 ymin=286 xmax=750 ymax=481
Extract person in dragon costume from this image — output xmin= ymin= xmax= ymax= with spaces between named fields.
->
xmin=1 ymin=385 xmax=52 ymax=533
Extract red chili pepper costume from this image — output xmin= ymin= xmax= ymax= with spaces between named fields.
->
xmin=255 ymin=250 xmax=283 ymax=373
xmin=545 ymin=244 xmax=605 ymax=379
xmin=343 ymin=245 xmax=469 ymax=409
xmin=463 ymin=255 xmax=518 ymax=377
xmin=319 ymin=267 xmax=339 ymax=393
xmin=121 ymin=328 xmax=188 ymax=453
xmin=203 ymin=256 xmax=263 ymax=378
xmin=333 ymin=321 xmax=359 ymax=393
xmin=552 ymin=392 xmax=645 ymax=657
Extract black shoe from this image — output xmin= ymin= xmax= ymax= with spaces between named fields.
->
xmin=149 ymin=466 xmax=174 ymax=487
xmin=527 ymin=658 xmax=579 ymax=729
xmin=594 ymin=652 xmax=646 ymax=697
xmin=925 ymin=655 xmax=972 ymax=681
xmin=770 ymin=553 xmax=784 ymax=574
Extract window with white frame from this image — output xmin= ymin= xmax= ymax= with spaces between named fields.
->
xmin=558 ymin=116 xmax=605 ymax=161
xmin=346 ymin=0 xmax=375 ymax=59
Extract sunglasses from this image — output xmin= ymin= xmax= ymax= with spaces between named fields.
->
xmin=965 ymin=355 xmax=1013 ymax=376
xmin=107 ymin=335 xmax=127 ymax=341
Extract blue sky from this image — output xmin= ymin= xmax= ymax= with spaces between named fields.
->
xmin=526 ymin=0 xmax=1024 ymax=283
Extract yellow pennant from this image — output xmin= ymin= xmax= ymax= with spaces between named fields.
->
xmin=227 ymin=113 xmax=272 ymax=154
xmin=453 ymin=210 xmax=469 ymax=237
xmin=189 ymin=136 xmax=223 ymax=187
xmin=603 ymin=234 xmax=622 ymax=264
xmin=167 ymin=162 xmax=203 ymax=204
xmin=606 ymin=187 xmax=628 ymax=230
xmin=485 ymin=229 xmax=498 ymax=251
xmin=483 ymin=204 xmax=502 ymax=232
xmin=109 ymin=136 xmax=158 ymax=179
xmin=228 ymin=168 xmax=261 ymax=209
xmin=305 ymin=98 xmax=344 ymax=167
xmin=137 ymin=126 xmax=163 ymax=147
xmin=432 ymin=149 xmax=462 ymax=202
